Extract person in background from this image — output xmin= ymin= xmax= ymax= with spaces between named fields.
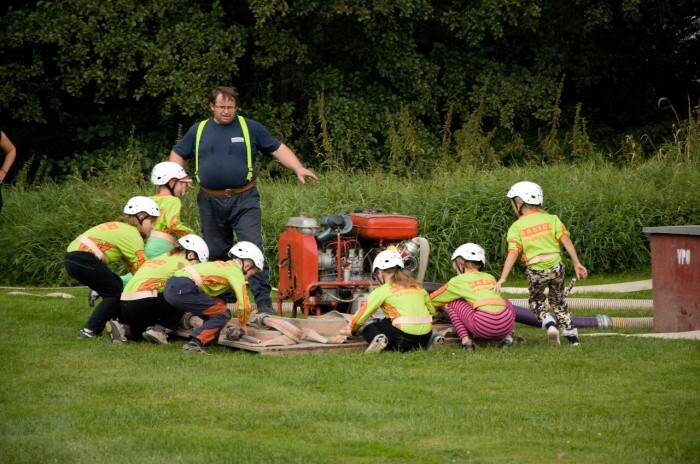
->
xmin=65 ymin=196 xmax=160 ymax=339
xmin=493 ymin=181 xmax=588 ymax=346
xmin=430 ymin=243 xmax=516 ymax=350
xmin=347 ymin=249 xmax=435 ymax=353
xmin=0 ymin=130 xmax=17 ymax=215
xmin=169 ymin=86 xmax=317 ymax=314
xmin=105 ymin=234 xmax=209 ymax=344
xmin=163 ymin=241 xmax=264 ymax=354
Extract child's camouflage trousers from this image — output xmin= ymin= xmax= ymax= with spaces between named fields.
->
xmin=526 ymin=262 xmax=573 ymax=330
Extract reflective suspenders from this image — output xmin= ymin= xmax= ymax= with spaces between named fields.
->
xmin=194 ymin=115 xmax=253 ymax=183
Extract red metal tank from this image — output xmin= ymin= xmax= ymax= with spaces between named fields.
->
xmin=643 ymin=225 xmax=700 ymax=332
xmin=349 ymin=212 xmax=419 ymax=241
xmin=277 ymin=227 xmax=319 ymax=304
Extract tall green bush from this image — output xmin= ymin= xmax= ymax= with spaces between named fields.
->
xmin=1 ymin=157 xmax=697 ymax=286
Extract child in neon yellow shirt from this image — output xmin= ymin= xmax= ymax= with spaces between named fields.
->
xmin=104 ymin=234 xmax=209 ymax=344
xmin=163 ymin=241 xmax=264 ymax=354
xmin=494 ymin=181 xmax=588 ymax=345
xmin=348 ymin=250 xmax=435 ymax=353
xmin=115 ymin=162 xmax=195 ymax=289
xmin=65 ymin=196 xmax=160 ymax=339
xmin=430 ymin=243 xmax=515 ymax=350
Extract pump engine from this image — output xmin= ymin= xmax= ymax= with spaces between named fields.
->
xmin=276 ymin=211 xmax=429 ymax=317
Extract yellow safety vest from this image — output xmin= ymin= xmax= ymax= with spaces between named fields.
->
xmin=194 ymin=116 xmax=253 ymax=183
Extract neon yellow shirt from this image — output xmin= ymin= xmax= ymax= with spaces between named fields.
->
xmin=506 ymin=211 xmax=569 ymax=271
xmin=151 ymin=195 xmax=193 ymax=238
xmin=350 ymin=283 xmax=435 ymax=336
xmin=123 ymin=254 xmax=190 ymax=294
xmin=172 ymin=260 xmax=250 ymax=325
xmin=429 ymin=270 xmax=506 ymax=313
xmin=66 ymin=222 xmax=146 ymax=274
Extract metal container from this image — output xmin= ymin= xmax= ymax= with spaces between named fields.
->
xmin=349 ymin=212 xmax=419 ymax=241
xmin=642 ymin=225 xmax=700 ymax=332
xmin=286 ymin=216 xmax=319 ymax=235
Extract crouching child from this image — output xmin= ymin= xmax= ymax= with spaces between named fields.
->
xmin=163 ymin=241 xmax=264 ymax=354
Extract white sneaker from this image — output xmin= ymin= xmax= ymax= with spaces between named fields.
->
xmin=365 ymin=334 xmax=388 ymax=354
xmin=142 ymin=328 xmax=168 ymax=344
xmin=547 ymin=325 xmax=560 ymax=346
xmin=87 ymin=290 xmax=100 ymax=307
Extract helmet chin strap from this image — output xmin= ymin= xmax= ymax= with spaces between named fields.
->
xmin=512 ymin=198 xmax=525 ymax=216
xmin=373 ymin=271 xmax=385 ymax=284
xmin=238 ymin=260 xmax=255 ymax=276
xmin=166 ymin=179 xmax=177 ymax=196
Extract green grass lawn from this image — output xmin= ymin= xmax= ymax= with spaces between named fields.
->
xmin=1 ymin=286 xmax=698 ymax=464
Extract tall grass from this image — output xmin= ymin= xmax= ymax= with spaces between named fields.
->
xmin=0 ymin=288 xmax=698 ymax=463
xmin=1 ymin=159 xmax=697 ymax=287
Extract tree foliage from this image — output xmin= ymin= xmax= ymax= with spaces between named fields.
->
xmin=0 ymin=0 xmax=697 ymax=173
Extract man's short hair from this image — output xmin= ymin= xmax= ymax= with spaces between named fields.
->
xmin=211 ymin=86 xmax=238 ymax=104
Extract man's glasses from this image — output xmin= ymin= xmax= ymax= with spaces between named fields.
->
xmin=215 ymin=105 xmax=236 ymax=111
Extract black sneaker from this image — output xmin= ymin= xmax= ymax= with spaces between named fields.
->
xmin=462 ymin=340 xmax=475 ymax=351
xmin=429 ymin=333 xmax=444 ymax=349
xmin=500 ymin=336 xmax=514 ymax=349
xmin=566 ymin=335 xmax=581 ymax=346
xmin=77 ymin=328 xmax=98 ymax=339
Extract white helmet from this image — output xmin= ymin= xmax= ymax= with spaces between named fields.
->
xmin=228 ymin=241 xmax=264 ymax=270
xmin=372 ymin=250 xmax=404 ymax=272
xmin=123 ymin=196 xmax=160 ymax=217
xmin=178 ymin=234 xmax=210 ymax=262
xmin=451 ymin=243 xmax=486 ymax=266
xmin=507 ymin=181 xmax=543 ymax=205
xmin=150 ymin=161 xmax=191 ymax=185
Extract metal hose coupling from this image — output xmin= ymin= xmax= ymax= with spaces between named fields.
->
xmin=224 ymin=327 xmax=244 ymax=341
xmin=596 ymin=314 xmax=613 ymax=329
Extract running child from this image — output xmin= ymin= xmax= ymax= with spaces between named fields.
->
xmin=65 ymin=196 xmax=160 ymax=338
xmin=347 ymin=249 xmax=435 ymax=353
xmin=493 ymin=181 xmax=588 ymax=345
xmin=430 ymin=243 xmax=516 ymax=350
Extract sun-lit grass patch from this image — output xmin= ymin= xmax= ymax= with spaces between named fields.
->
xmin=0 ymin=287 xmax=698 ymax=463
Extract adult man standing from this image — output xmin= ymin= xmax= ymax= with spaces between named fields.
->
xmin=169 ymin=86 xmax=317 ymax=313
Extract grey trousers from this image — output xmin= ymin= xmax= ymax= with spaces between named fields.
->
xmin=197 ymin=187 xmax=272 ymax=308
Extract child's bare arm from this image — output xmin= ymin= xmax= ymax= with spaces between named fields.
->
xmin=560 ymin=235 xmax=588 ymax=279
xmin=494 ymin=251 xmax=519 ymax=292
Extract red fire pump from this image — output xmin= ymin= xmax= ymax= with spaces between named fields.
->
xmin=276 ymin=211 xmax=430 ymax=317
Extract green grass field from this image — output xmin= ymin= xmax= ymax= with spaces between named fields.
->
xmin=1 ymin=285 xmax=698 ymax=464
